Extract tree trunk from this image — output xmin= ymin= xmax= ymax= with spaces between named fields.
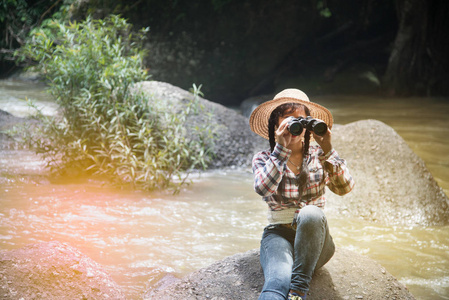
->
xmin=384 ymin=0 xmax=449 ymax=96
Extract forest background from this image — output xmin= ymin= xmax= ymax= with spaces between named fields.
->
xmin=1 ymin=0 xmax=449 ymax=106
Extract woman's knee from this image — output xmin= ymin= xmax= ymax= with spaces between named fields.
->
xmin=296 ymin=205 xmax=326 ymax=228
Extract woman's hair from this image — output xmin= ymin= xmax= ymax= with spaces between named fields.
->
xmin=268 ymin=103 xmax=311 ymax=156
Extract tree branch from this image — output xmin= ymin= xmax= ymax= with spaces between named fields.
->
xmin=38 ymin=0 xmax=62 ymax=26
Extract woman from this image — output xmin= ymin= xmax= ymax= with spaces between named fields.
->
xmin=250 ymin=89 xmax=355 ymax=300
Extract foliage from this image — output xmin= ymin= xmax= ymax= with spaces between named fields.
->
xmin=317 ymin=0 xmax=332 ymax=18
xmin=16 ymin=15 xmax=216 ymax=192
xmin=210 ymin=0 xmax=234 ymax=11
xmin=0 ymin=0 xmax=72 ymax=63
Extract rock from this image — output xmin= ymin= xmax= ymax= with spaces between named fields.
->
xmin=0 ymin=241 xmax=126 ymax=300
xmin=239 ymin=94 xmax=273 ymax=117
xmin=0 ymin=109 xmax=25 ymax=129
xmin=0 ymin=109 xmax=27 ymax=139
xmin=328 ymin=120 xmax=449 ymax=226
xmin=134 ymin=81 xmax=266 ymax=168
xmin=134 ymin=82 xmax=449 ymax=226
xmin=0 ymin=109 xmax=39 ymax=150
xmin=145 ymin=247 xmax=415 ymax=299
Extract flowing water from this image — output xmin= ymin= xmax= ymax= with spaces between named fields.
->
xmin=1 ymin=79 xmax=448 ymax=299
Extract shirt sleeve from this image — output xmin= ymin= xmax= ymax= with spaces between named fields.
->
xmin=319 ymin=148 xmax=355 ymax=195
xmin=252 ymin=143 xmax=291 ymax=197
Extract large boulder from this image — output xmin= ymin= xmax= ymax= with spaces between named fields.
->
xmin=134 ymin=82 xmax=449 ymax=226
xmin=0 ymin=241 xmax=126 ymax=299
xmin=145 ymin=247 xmax=415 ymax=300
xmin=328 ymin=120 xmax=449 ymax=226
xmin=134 ymin=81 xmax=266 ymax=168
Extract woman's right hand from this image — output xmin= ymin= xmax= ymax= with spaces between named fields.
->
xmin=275 ymin=117 xmax=293 ymax=147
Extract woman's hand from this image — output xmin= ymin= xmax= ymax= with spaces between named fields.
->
xmin=312 ymin=128 xmax=333 ymax=155
xmin=275 ymin=117 xmax=294 ymax=148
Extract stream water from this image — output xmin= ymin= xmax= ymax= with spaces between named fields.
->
xmin=1 ymin=79 xmax=448 ymax=300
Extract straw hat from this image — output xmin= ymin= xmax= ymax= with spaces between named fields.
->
xmin=249 ymin=89 xmax=333 ymax=140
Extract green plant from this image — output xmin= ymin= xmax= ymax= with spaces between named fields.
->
xmin=0 ymin=0 xmax=72 ymax=66
xmin=16 ymin=15 xmax=216 ymax=192
xmin=317 ymin=0 xmax=332 ymax=18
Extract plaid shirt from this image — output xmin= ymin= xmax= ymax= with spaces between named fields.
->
xmin=252 ymin=143 xmax=354 ymax=223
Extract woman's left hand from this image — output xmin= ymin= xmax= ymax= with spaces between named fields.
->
xmin=312 ymin=128 xmax=333 ymax=155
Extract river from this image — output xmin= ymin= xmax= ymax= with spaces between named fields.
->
xmin=1 ymin=79 xmax=448 ymax=299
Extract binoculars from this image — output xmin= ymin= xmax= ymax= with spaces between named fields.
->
xmin=287 ymin=116 xmax=328 ymax=136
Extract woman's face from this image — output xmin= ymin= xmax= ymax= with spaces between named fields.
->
xmin=277 ymin=107 xmax=307 ymax=142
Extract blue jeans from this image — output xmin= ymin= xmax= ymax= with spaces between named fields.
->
xmin=258 ymin=205 xmax=335 ymax=300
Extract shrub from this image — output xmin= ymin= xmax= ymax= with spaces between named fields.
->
xmin=17 ymin=15 xmax=215 ymax=192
